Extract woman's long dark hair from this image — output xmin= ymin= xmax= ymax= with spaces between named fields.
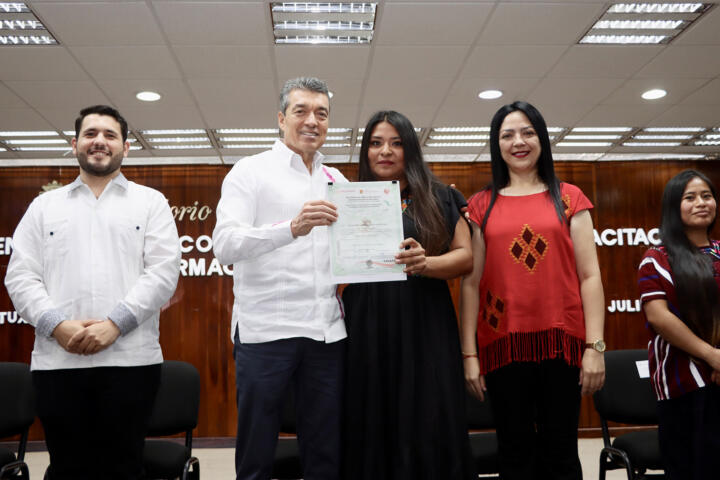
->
xmin=479 ymin=101 xmax=565 ymax=232
xmin=358 ymin=110 xmax=447 ymax=255
xmin=660 ymin=169 xmax=720 ymax=345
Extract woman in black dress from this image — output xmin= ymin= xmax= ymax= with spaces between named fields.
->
xmin=343 ymin=110 xmax=474 ymax=480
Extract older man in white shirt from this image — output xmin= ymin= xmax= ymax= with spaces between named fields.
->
xmin=213 ymin=77 xmax=347 ymax=480
xmin=5 ymin=105 xmax=180 ymax=480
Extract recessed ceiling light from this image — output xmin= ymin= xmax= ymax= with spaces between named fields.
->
xmin=146 ymin=137 xmax=209 ymax=143
xmin=562 ymin=135 xmax=622 ymax=140
xmin=14 ymin=146 xmax=72 ymax=151
xmin=426 ymin=142 xmax=485 ymax=147
xmin=556 ymin=142 xmax=613 ymax=147
xmin=571 ymin=127 xmax=632 ymax=132
xmin=220 ymin=136 xmax=279 ymax=143
xmin=429 ymin=135 xmax=489 ymax=141
xmin=579 ymin=3 xmax=712 ymax=45
xmin=271 ymin=2 xmax=377 ymax=45
xmin=0 ymin=2 xmax=59 ymax=46
xmin=608 ymin=3 xmax=705 ymax=14
xmin=634 ymin=135 xmax=692 ymax=140
xmin=643 ymin=127 xmax=705 ymax=132
xmin=136 ymin=91 xmax=162 ymax=102
xmin=223 ymin=144 xmax=276 ymax=149
xmin=642 ymin=89 xmax=667 ymax=100
xmin=153 ymin=144 xmax=212 ymax=150
xmin=623 ymin=142 xmax=682 ymax=147
xmin=216 ymin=128 xmax=277 ymax=134
xmin=142 ymin=129 xmax=205 ymax=135
xmin=0 ymin=130 xmax=59 ymax=136
xmin=433 ymin=127 xmax=489 ymax=133
xmin=478 ymin=90 xmax=503 ymax=100
xmin=5 ymin=139 xmax=68 ymax=145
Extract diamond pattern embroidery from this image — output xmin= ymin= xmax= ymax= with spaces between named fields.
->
xmin=484 ymin=290 xmax=505 ymax=332
xmin=509 ymin=224 xmax=549 ymax=273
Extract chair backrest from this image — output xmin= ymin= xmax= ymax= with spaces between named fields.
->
xmin=0 ymin=362 xmax=34 ymax=439
xmin=593 ymin=349 xmax=658 ymax=425
xmin=146 ymin=360 xmax=200 ymax=437
xmin=465 ymin=392 xmax=495 ymax=430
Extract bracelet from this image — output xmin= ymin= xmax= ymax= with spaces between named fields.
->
xmin=462 ymin=351 xmax=478 ymax=359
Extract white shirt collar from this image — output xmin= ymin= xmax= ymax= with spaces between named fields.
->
xmin=67 ymin=172 xmax=128 ymax=194
xmin=272 ymin=139 xmax=325 ymax=170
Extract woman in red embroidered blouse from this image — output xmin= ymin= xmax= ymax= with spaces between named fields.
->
xmin=460 ymin=101 xmax=605 ymax=480
xmin=637 ymin=169 xmax=720 ymax=480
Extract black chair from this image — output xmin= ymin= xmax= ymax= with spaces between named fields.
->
xmin=465 ymin=392 xmax=500 ymax=479
xmin=0 ymin=362 xmax=34 ymax=480
xmin=271 ymin=391 xmax=302 ymax=480
xmin=143 ymin=360 xmax=200 ymax=480
xmin=593 ymin=349 xmax=664 ymax=480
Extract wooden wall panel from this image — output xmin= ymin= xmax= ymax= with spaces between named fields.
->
xmin=1 ymin=160 xmax=719 ymax=440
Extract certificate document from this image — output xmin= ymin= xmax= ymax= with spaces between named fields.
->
xmin=327 ymin=181 xmax=407 ymax=284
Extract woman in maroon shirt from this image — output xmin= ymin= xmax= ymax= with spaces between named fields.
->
xmin=638 ymin=169 xmax=720 ymax=479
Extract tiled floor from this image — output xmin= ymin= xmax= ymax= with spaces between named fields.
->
xmin=22 ymin=438 xmax=662 ymax=479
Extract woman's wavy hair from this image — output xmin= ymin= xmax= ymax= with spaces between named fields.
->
xmin=479 ymin=101 xmax=565 ymax=232
xmin=660 ymin=169 xmax=720 ymax=345
xmin=358 ymin=110 xmax=447 ymax=255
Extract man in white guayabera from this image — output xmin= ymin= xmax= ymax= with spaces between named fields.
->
xmin=213 ymin=77 xmax=348 ymax=480
xmin=5 ymin=105 xmax=180 ymax=480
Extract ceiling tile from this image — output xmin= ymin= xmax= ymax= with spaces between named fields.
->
xmin=375 ymin=3 xmax=495 ymax=46
xmin=367 ymin=46 xmax=468 ymax=80
xmin=635 ymin=45 xmax=720 ymax=78
xmin=649 ymin=105 xmax=720 ymax=127
xmin=528 ymin=77 xmax=625 ymax=108
xmin=358 ymin=103 xmax=437 ymax=128
xmin=362 ymin=76 xmax=452 ymax=110
xmin=0 ymin=83 xmax=26 ymax=108
xmin=673 ymin=5 xmax=720 ymax=46
xmin=678 ymin=79 xmax=720 ymax=106
xmin=547 ymin=45 xmax=662 ymax=78
xmin=97 ymin=79 xmax=197 ymax=109
xmin=461 ymin=45 xmax=567 ymax=77
xmin=434 ymin=77 xmax=542 ymax=124
xmin=0 ymin=46 xmax=89 ymax=81
xmin=600 ymin=78 xmax=709 ymax=106
xmin=153 ymin=1 xmax=269 ymax=46
xmin=69 ymin=46 xmax=181 ymax=80
xmin=275 ymin=46 xmax=371 ymax=80
xmin=186 ymin=78 xmax=277 ymax=127
xmin=477 ymin=3 xmax=605 ymax=45
xmin=578 ymin=104 xmax=670 ymax=127
xmin=5 ymin=81 xmax=111 ymax=109
xmin=0 ymin=108 xmax=55 ymax=130
xmin=121 ymin=105 xmax=208 ymax=130
xmin=174 ymin=46 xmax=274 ymax=79
xmin=32 ymin=2 xmax=164 ymax=46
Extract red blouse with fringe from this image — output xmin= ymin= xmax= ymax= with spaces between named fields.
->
xmin=467 ymin=183 xmax=592 ymax=375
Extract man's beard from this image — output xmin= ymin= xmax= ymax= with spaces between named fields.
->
xmin=77 ymin=150 xmax=123 ymax=177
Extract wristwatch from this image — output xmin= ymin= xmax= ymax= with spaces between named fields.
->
xmin=586 ymin=339 xmax=606 ymax=353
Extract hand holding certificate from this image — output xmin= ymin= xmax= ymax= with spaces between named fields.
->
xmin=327 ymin=181 xmax=406 ymax=283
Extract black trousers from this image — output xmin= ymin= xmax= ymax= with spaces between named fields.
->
xmin=485 ymin=358 xmax=583 ymax=480
xmin=32 ymin=364 xmax=161 ymax=480
xmin=658 ymin=384 xmax=720 ymax=480
xmin=233 ymin=335 xmax=345 ymax=480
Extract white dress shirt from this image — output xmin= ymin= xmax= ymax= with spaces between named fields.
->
xmin=213 ymin=140 xmax=347 ymax=344
xmin=4 ymin=173 xmax=180 ymax=370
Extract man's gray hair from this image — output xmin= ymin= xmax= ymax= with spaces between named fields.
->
xmin=279 ymin=77 xmax=330 ymax=114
